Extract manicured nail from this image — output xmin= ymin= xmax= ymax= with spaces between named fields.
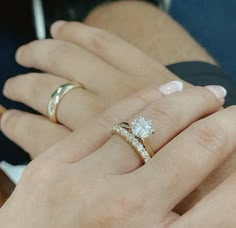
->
xmin=51 ymin=20 xmax=67 ymax=36
xmin=159 ymin=81 xmax=184 ymax=95
xmin=205 ymin=85 xmax=227 ymax=100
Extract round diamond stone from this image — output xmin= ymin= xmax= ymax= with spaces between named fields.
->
xmin=131 ymin=116 xmax=155 ymax=139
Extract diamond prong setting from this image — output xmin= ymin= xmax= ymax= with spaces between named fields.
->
xmin=131 ymin=116 xmax=155 ymax=139
xmin=112 ymin=116 xmax=155 ymax=164
xmin=112 ymin=125 xmax=151 ymax=163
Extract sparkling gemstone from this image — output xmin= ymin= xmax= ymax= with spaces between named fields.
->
xmin=112 ymin=126 xmax=118 ymax=131
xmin=131 ymin=116 xmax=155 ymax=139
xmin=122 ymin=130 xmax=128 ymax=136
xmin=137 ymin=145 xmax=144 ymax=151
xmin=132 ymin=140 xmax=140 ymax=147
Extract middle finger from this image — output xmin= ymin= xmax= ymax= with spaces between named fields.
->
xmin=16 ymin=39 xmax=125 ymax=94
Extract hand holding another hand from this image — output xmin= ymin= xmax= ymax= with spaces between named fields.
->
xmin=1 ymin=78 xmax=236 ymax=227
xmin=1 ymin=22 xmax=236 ymax=226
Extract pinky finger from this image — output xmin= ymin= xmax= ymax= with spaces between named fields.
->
xmin=0 ymin=111 xmax=70 ymax=159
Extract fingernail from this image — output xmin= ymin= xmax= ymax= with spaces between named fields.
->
xmin=0 ymin=106 xmax=7 ymax=130
xmin=159 ymin=81 xmax=184 ymax=95
xmin=205 ymin=85 xmax=227 ymax=100
xmin=51 ymin=20 xmax=67 ymax=36
xmin=15 ymin=46 xmax=24 ymax=61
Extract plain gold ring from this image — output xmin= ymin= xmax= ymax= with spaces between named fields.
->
xmin=48 ymin=83 xmax=81 ymax=123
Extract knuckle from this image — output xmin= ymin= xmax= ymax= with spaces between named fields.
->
xmin=17 ymin=73 xmax=41 ymax=100
xmin=24 ymin=74 xmax=46 ymax=102
xmin=26 ymin=40 xmax=73 ymax=68
xmin=45 ymin=40 xmax=71 ymax=55
xmin=98 ymin=108 xmax=119 ymax=129
xmin=149 ymin=101 xmax=178 ymax=126
xmin=133 ymin=89 xmax=156 ymax=106
xmin=23 ymin=158 xmax=59 ymax=183
xmin=190 ymin=121 xmax=227 ymax=158
xmin=89 ymin=28 xmax=115 ymax=52
xmin=1 ymin=110 xmax=19 ymax=134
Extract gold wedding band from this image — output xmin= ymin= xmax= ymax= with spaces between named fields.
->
xmin=48 ymin=83 xmax=81 ymax=123
xmin=112 ymin=116 xmax=155 ymax=163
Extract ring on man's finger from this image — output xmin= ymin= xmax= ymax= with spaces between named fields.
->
xmin=48 ymin=83 xmax=83 ymax=123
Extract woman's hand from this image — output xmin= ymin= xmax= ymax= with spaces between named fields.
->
xmin=0 ymin=86 xmax=235 ymax=227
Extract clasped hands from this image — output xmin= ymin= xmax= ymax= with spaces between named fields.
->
xmin=0 ymin=21 xmax=236 ymax=227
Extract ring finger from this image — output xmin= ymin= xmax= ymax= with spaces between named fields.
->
xmin=86 ymin=85 xmax=226 ymax=174
xmin=3 ymin=73 xmax=101 ymax=129
xmin=1 ymin=82 xmax=166 ymax=158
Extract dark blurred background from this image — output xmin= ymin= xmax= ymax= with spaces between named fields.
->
xmin=170 ymin=0 xmax=236 ymax=81
xmin=0 ymin=0 xmax=235 ymax=79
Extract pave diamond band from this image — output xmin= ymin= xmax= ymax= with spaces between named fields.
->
xmin=48 ymin=83 xmax=82 ymax=123
xmin=112 ymin=125 xmax=151 ymax=163
xmin=112 ymin=116 xmax=155 ymax=163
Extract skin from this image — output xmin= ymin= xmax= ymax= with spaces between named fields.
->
xmin=84 ymin=1 xmax=234 ymax=214
xmin=0 ymin=0 xmax=235 ymax=217
xmin=1 ymin=85 xmax=236 ymax=227
xmin=84 ymin=0 xmax=216 ymax=65
xmin=2 ymin=21 xmax=192 ymax=157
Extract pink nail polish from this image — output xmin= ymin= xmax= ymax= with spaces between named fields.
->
xmin=159 ymin=81 xmax=184 ymax=95
xmin=205 ymin=85 xmax=227 ymax=100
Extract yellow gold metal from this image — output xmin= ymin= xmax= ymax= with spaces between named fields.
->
xmin=142 ymin=139 xmax=154 ymax=157
xmin=48 ymin=83 xmax=81 ymax=123
xmin=112 ymin=118 xmax=155 ymax=164
xmin=125 ymin=123 xmax=155 ymax=158
xmin=112 ymin=125 xmax=152 ymax=163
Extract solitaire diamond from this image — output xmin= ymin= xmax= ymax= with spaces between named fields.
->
xmin=131 ymin=116 xmax=155 ymax=139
